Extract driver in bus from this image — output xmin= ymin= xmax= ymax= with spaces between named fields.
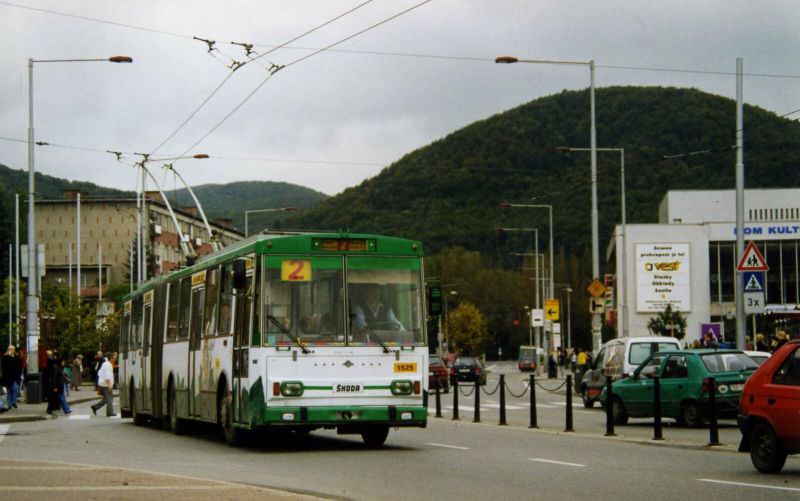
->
xmin=351 ymin=284 xmax=404 ymax=335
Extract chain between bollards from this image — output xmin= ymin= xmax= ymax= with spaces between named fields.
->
xmin=499 ymin=374 xmax=507 ymax=426
xmin=707 ymin=377 xmax=720 ymax=446
xmin=473 ymin=380 xmax=481 ymax=423
xmin=528 ymin=374 xmax=538 ymax=429
xmin=565 ymin=374 xmax=574 ymax=432
xmin=434 ymin=376 xmax=442 ymax=418
xmin=604 ymin=375 xmax=615 ymax=436
xmin=452 ymin=378 xmax=459 ymax=420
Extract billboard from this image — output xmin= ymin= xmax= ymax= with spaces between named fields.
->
xmin=636 ymin=243 xmax=691 ymax=312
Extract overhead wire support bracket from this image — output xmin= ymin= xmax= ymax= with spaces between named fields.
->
xmin=228 ymin=60 xmax=246 ymax=72
xmin=268 ymin=63 xmax=284 ymax=75
xmin=193 ymin=36 xmax=217 ymax=53
xmin=231 ymin=41 xmax=255 ymax=57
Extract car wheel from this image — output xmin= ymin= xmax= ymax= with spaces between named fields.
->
xmin=680 ymin=401 xmax=704 ymax=428
xmin=582 ymin=392 xmax=594 ymax=409
xmin=361 ymin=426 xmax=389 ymax=447
xmin=612 ymin=397 xmax=628 ymax=425
xmin=749 ymin=423 xmax=787 ymax=474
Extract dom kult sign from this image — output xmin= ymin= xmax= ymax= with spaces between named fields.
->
xmin=636 ymin=243 xmax=691 ymax=312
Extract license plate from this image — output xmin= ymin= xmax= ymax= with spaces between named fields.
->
xmin=730 ymin=384 xmax=743 ymax=392
xmin=459 ymin=369 xmax=470 ymax=373
xmin=429 ymin=371 xmax=434 ymax=376
xmin=394 ymin=362 xmax=417 ymax=373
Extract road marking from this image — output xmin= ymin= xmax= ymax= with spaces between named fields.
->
xmin=427 ymin=443 xmax=471 ymax=450
xmin=529 ymin=458 xmax=586 ymax=468
xmin=697 ymin=479 xmax=800 ymax=493
xmin=69 ymin=414 xmax=91 ymax=420
xmin=0 ymin=424 xmax=8 ymax=444
xmin=483 ymin=403 xmax=525 ymax=410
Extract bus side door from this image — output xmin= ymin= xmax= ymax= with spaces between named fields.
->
xmin=188 ymin=271 xmax=206 ymax=417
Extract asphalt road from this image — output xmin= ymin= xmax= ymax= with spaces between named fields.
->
xmin=0 ymin=394 xmax=798 ymax=500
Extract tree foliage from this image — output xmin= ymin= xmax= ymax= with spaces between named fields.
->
xmin=646 ymin=305 xmax=687 ymax=339
xmin=447 ymin=301 xmax=487 ymax=356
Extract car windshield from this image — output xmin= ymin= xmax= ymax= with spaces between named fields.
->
xmin=629 ymin=342 xmax=679 ymax=365
xmin=456 ymin=358 xmax=478 ymax=367
xmin=700 ymin=352 xmax=759 ymax=373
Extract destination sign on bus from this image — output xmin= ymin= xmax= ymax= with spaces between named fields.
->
xmin=312 ymin=238 xmax=376 ymax=252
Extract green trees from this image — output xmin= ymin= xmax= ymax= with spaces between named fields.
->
xmin=646 ymin=305 xmax=687 ymax=339
xmin=447 ymin=302 xmax=487 ymax=356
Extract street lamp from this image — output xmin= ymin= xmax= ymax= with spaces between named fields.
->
xmin=496 ymin=54 xmax=600 ymax=351
xmin=25 ymin=55 xmax=132 ymax=402
xmin=500 ymin=202 xmax=554 ymax=301
xmin=555 ymin=146 xmax=627 ymax=338
xmin=244 ymin=207 xmax=298 ymax=237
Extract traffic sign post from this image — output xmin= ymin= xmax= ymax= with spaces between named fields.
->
xmin=737 ymin=241 xmax=769 ymax=272
xmin=545 ymin=299 xmax=560 ymax=321
xmin=737 ymin=242 xmax=768 ymax=343
xmin=744 ymin=292 xmax=765 ymax=314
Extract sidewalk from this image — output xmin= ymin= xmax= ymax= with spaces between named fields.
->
xmin=0 ymin=384 xmax=117 ymax=424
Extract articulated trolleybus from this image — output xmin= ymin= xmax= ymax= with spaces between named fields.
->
xmin=119 ymin=232 xmax=428 ymax=446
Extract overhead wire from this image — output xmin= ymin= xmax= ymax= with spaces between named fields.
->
xmin=149 ymin=0 xmax=375 ymax=156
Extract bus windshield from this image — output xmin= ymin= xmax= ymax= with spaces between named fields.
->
xmin=347 ymin=256 xmax=424 ymax=346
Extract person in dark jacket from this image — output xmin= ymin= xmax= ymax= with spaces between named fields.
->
xmin=44 ymin=352 xmax=71 ymax=415
xmin=1 ymin=345 xmax=23 ymax=409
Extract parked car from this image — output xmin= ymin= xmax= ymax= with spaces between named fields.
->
xmin=580 ymin=336 xmax=682 ymax=408
xmin=744 ymin=350 xmax=771 ymax=366
xmin=738 ymin=340 xmax=800 ymax=473
xmin=605 ymin=349 xmax=758 ymax=426
xmin=450 ymin=357 xmax=487 ymax=385
xmin=428 ymin=356 xmax=450 ymax=393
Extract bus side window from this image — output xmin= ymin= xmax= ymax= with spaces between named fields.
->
xmin=204 ymin=267 xmax=220 ymax=337
xmin=218 ymin=263 xmax=234 ymax=336
xmin=167 ymin=281 xmax=180 ymax=342
xmin=190 ymin=287 xmax=205 ymax=350
xmin=178 ymin=277 xmax=191 ymax=340
xmin=252 ymin=260 xmax=261 ymax=347
xmin=132 ymin=297 xmax=143 ymax=350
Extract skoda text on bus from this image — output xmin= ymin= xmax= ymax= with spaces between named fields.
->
xmin=118 ymin=232 xmax=428 ymax=446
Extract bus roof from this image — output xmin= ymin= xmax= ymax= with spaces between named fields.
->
xmin=121 ymin=231 xmax=424 ymax=303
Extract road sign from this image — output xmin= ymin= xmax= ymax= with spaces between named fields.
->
xmin=587 ymin=279 xmax=606 ymax=298
xmin=737 ymin=241 xmax=769 ymax=271
xmin=743 ymin=271 xmax=764 ymax=292
xmin=589 ymin=297 xmax=605 ymax=314
xmin=531 ymin=309 xmax=544 ymax=327
xmin=744 ymin=291 xmax=766 ymax=314
xmin=545 ymin=299 xmax=560 ymax=321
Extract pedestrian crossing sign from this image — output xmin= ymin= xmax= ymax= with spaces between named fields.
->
xmin=743 ymin=271 xmax=764 ymax=292
xmin=737 ymin=241 xmax=769 ymax=271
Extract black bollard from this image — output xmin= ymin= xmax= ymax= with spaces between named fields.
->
xmin=604 ymin=376 xmax=616 ymax=436
xmin=499 ymin=374 xmax=507 ymax=426
xmin=707 ymin=377 xmax=720 ymax=446
xmin=473 ymin=380 xmax=481 ymax=423
xmin=452 ymin=378 xmax=459 ymax=420
xmin=529 ymin=374 xmax=538 ymax=429
xmin=653 ymin=376 xmax=663 ymax=440
xmin=565 ymin=374 xmax=574 ymax=432
xmin=435 ymin=377 xmax=442 ymax=418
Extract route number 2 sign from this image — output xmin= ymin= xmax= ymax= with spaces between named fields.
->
xmin=281 ymin=260 xmax=312 ymax=282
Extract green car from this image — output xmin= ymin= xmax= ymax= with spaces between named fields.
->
xmin=605 ymin=349 xmax=759 ymax=427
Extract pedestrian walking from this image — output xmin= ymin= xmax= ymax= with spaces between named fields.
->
xmin=1 ymin=345 xmax=22 ymax=409
xmin=71 ymin=355 xmax=83 ymax=391
xmin=91 ymin=351 xmax=103 ymax=391
xmin=91 ymin=353 xmax=116 ymax=417
xmin=44 ymin=351 xmax=71 ymax=415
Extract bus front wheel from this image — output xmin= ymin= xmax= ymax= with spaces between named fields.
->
xmin=218 ymin=386 xmax=245 ymax=447
xmin=361 ymin=426 xmax=389 ymax=448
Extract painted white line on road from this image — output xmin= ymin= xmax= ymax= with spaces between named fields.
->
xmin=69 ymin=414 xmax=91 ymax=420
xmin=483 ymin=404 xmax=525 ymax=410
xmin=697 ymin=478 xmax=800 ymax=493
xmin=529 ymin=458 xmax=586 ymax=468
xmin=0 ymin=424 xmax=8 ymax=444
xmin=427 ymin=443 xmax=471 ymax=450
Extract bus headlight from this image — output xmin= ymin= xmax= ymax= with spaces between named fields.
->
xmin=280 ymin=381 xmax=304 ymax=397
xmin=390 ymin=380 xmax=413 ymax=396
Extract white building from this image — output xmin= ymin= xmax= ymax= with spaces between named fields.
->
xmin=612 ymin=188 xmax=800 ymax=344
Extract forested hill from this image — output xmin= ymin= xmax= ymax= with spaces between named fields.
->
xmin=288 ymin=86 xmax=800 ymax=256
xmin=0 ymin=165 xmax=326 ymax=240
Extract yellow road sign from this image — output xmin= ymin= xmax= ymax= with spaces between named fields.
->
xmin=545 ymin=299 xmax=560 ymax=321
xmin=587 ymin=279 xmax=606 ymax=298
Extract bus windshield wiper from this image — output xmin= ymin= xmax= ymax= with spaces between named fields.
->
xmin=267 ymin=315 xmax=310 ymax=354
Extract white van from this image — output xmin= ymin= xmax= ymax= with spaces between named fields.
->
xmin=579 ymin=336 xmax=683 ymax=407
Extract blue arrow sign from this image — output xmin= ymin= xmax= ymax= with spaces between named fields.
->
xmin=743 ymin=271 xmax=764 ymax=292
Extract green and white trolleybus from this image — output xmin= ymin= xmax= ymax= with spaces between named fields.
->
xmin=118 ymin=232 xmax=428 ymax=446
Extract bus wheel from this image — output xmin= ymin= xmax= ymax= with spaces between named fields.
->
xmin=131 ymin=384 xmax=146 ymax=427
xmin=168 ymin=384 xmax=185 ymax=435
xmin=361 ymin=426 xmax=389 ymax=448
xmin=219 ymin=388 xmax=244 ymax=447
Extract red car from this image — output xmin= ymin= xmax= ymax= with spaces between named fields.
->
xmin=428 ymin=356 xmax=450 ymax=393
xmin=738 ymin=340 xmax=800 ymax=473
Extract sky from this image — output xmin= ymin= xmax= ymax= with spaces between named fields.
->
xmin=0 ymin=0 xmax=798 ymax=196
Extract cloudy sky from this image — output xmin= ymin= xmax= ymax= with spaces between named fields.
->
xmin=1 ymin=0 xmax=798 ymax=196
